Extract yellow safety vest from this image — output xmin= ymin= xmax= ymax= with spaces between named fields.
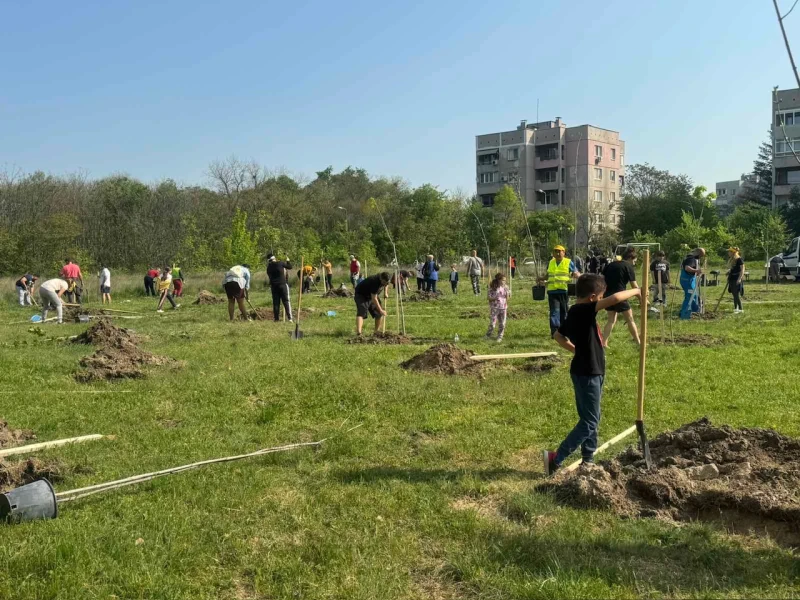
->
xmin=547 ymin=258 xmax=571 ymax=292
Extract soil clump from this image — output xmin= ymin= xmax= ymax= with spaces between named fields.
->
xmin=0 ymin=420 xmax=35 ymax=449
xmin=73 ymin=321 xmax=177 ymax=382
xmin=543 ymin=418 xmax=800 ymax=547
xmin=407 ymin=291 xmax=443 ymax=302
xmin=348 ymin=332 xmax=415 ymax=345
xmin=655 ymin=334 xmax=718 ymax=347
xmin=517 ymin=355 xmax=564 ymax=374
xmin=0 ymin=458 xmax=69 ymax=493
xmin=324 ymin=286 xmax=353 ymax=298
xmin=401 ymin=343 xmax=482 ymax=374
xmin=194 ymin=290 xmax=225 ymax=305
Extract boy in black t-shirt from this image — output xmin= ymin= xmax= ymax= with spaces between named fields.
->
xmin=649 ymin=251 xmax=670 ymax=307
xmin=543 ymin=274 xmax=642 ymax=475
xmin=601 ymin=247 xmax=641 ymax=348
xmin=354 ymin=272 xmax=391 ymax=335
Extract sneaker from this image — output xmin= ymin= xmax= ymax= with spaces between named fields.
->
xmin=485 ymin=334 xmax=492 ymax=340
xmin=157 ymin=309 xmax=164 ymax=313
xmin=496 ymin=337 xmax=503 ymax=343
xmin=649 ymin=306 xmax=659 ymax=314
xmin=175 ymin=304 xmax=181 ymax=309
xmin=542 ymin=450 xmax=559 ymax=477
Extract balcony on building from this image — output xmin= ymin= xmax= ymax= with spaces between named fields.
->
xmin=534 ymin=143 xmax=560 ymax=168
xmin=535 ymin=190 xmax=559 ymax=210
xmin=775 ymin=167 xmax=800 ymax=196
xmin=477 ymin=150 xmax=500 ymax=168
xmin=535 ymin=168 xmax=559 ymax=191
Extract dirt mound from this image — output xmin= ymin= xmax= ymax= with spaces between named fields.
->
xmin=348 ymin=332 xmax=414 ymax=345
xmin=76 ymin=345 xmax=177 ymax=382
xmin=248 ymin=308 xmax=271 ymax=320
xmin=0 ymin=421 xmax=35 ymax=449
xmin=543 ymin=418 xmax=800 ymax=546
xmin=655 ymin=334 xmax=718 ymax=347
xmin=194 ymin=290 xmax=225 ymax=305
xmin=407 ymin=291 xmax=442 ymax=302
xmin=0 ymin=458 xmax=69 ymax=493
xmin=401 ymin=343 xmax=481 ymax=374
xmin=72 ymin=320 xmax=138 ymax=346
xmin=324 ymin=287 xmax=353 ymax=298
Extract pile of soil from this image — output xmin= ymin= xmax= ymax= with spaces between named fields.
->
xmin=407 ymin=291 xmax=442 ymax=302
xmin=0 ymin=420 xmax=35 ymax=449
xmin=73 ymin=321 xmax=177 ymax=382
xmin=401 ymin=343 xmax=482 ymax=374
xmin=324 ymin=287 xmax=353 ymax=298
xmin=0 ymin=458 xmax=68 ymax=494
xmin=248 ymin=308 xmax=272 ymax=320
xmin=655 ymin=334 xmax=718 ymax=347
xmin=194 ymin=290 xmax=225 ymax=305
xmin=347 ymin=332 xmax=414 ymax=345
xmin=72 ymin=319 xmax=138 ymax=346
xmin=544 ymin=418 xmax=800 ymax=546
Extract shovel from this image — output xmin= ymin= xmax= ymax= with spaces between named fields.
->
xmin=290 ymin=256 xmax=305 ymax=340
xmin=637 ymin=249 xmax=653 ymax=469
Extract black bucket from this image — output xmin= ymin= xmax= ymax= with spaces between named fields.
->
xmin=532 ymin=285 xmax=546 ymax=301
xmin=0 ymin=479 xmax=58 ymax=524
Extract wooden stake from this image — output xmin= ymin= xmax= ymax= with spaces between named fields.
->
xmin=636 ymin=249 xmax=653 ymax=468
xmin=564 ymin=426 xmax=636 ymax=472
xmin=469 ymin=351 xmax=557 ymax=361
xmin=0 ymin=434 xmax=105 ymax=458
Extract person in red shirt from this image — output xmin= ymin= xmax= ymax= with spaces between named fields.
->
xmin=59 ymin=259 xmax=84 ymax=303
xmin=144 ymin=266 xmax=160 ymax=296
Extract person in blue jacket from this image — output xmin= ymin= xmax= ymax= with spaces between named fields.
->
xmin=422 ymin=254 xmax=440 ymax=293
xmin=679 ymin=248 xmax=706 ymax=319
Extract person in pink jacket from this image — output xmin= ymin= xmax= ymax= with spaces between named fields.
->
xmin=486 ymin=272 xmax=510 ymax=343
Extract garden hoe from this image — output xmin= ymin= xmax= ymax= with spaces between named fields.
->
xmin=637 ymin=249 xmax=653 ymax=469
xmin=291 ymin=256 xmax=304 ymax=340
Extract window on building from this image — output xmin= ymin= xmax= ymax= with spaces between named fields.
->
xmin=594 ymin=190 xmax=603 ymax=202
xmin=610 ymin=170 xmax=616 ymax=182
xmin=719 ymin=188 xmax=727 ymax=195
xmin=620 ymin=154 xmax=624 ymax=167
xmin=610 ymin=214 xmax=617 ymax=224
xmin=776 ymin=137 xmax=800 ymax=155
xmin=480 ymin=194 xmax=495 ymax=207
xmin=507 ymin=148 xmax=519 ymax=161
xmin=477 ymin=153 xmax=498 ymax=166
xmin=611 ymin=148 xmax=616 ymax=161
xmin=595 ymin=145 xmax=603 ymax=158
xmin=776 ymin=110 xmax=800 ymax=126
xmin=479 ymin=172 xmax=497 ymax=184
xmin=594 ymin=168 xmax=602 ymax=180
xmin=561 ymin=190 xmax=565 ymax=205
xmin=539 ymin=170 xmax=557 ymax=183
xmin=561 ymin=168 xmax=565 ymax=183
xmin=561 ymin=145 xmax=565 ymax=160
xmin=610 ymin=191 xmax=616 ymax=203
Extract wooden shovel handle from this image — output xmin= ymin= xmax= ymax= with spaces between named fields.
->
xmin=637 ymin=249 xmax=650 ymax=422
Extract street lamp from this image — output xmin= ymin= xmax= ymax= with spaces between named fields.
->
xmin=537 ymin=189 xmax=548 ymax=211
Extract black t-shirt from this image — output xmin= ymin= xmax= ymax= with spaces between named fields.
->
xmin=558 ymin=301 xmax=605 ymax=376
xmin=267 ymin=261 xmax=292 ymax=286
xmin=355 ymin=275 xmax=385 ymax=297
xmin=16 ymin=273 xmax=33 ymax=288
xmin=681 ymin=255 xmax=699 ymax=274
xmin=729 ymin=257 xmax=744 ymax=280
xmin=650 ymin=260 xmax=670 ymax=284
xmin=603 ymin=261 xmax=636 ymax=296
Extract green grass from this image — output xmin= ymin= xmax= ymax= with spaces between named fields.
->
xmin=0 ymin=274 xmax=799 ymax=599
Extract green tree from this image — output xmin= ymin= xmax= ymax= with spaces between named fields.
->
xmin=727 ymin=204 xmax=790 ymax=262
xmin=738 ymin=132 xmax=773 ymax=206
xmin=780 ymin=186 xmax=800 ymax=236
xmin=222 ymin=208 xmax=260 ymax=267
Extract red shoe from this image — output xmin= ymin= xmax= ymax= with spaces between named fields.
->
xmin=542 ymin=450 xmax=559 ymax=476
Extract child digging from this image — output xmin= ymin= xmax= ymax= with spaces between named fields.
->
xmin=486 ymin=272 xmax=510 ymax=343
xmin=543 ymin=273 xmax=641 ymax=475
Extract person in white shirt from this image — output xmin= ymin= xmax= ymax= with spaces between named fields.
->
xmin=99 ymin=266 xmax=111 ymax=304
xmin=39 ymin=278 xmax=70 ymax=324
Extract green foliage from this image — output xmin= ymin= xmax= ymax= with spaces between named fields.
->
xmin=738 ymin=132 xmax=773 ymax=207
xmin=527 ymin=209 xmax=575 ymax=255
xmin=780 ymin=187 xmax=800 ymax=236
xmin=223 ymin=208 xmax=260 ymax=267
xmin=728 ymin=204 xmax=790 ymax=260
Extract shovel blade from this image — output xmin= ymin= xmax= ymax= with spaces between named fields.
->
xmin=289 ymin=330 xmax=304 ymax=340
xmin=635 ymin=420 xmax=653 ymax=469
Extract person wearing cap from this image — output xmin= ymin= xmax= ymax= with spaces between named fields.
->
xmin=266 ymin=254 xmax=293 ymax=322
xmin=349 ymin=255 xmax=361 ymax=288
xmin=15 ymin=273 xmax=38 ymax=306
xmin=538 ymin=244 xmax=580 ymax=338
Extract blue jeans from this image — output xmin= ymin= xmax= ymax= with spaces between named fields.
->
xmin=680 ymin=272 xmax=699 ymax=320
xmin=555 ymin=374 xmax=604 ymax=465
xmin=548 ymin=291 xmax=569 ymax=336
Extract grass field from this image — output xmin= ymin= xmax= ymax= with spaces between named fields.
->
xmin=0 ymin=272 xmax=799 ymax=599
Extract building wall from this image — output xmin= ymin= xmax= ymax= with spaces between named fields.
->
xmin=772 ymin=88 xmax=800 ymax=207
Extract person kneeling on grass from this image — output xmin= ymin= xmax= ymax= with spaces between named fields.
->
xmin=543 ymin=274 xmax=641 ymax=476
xmin=354 ymin=271 xmax=391 ymax=336
xmin=156 ymin=267 xmax=181 ymax=313
xmin=222 ymin=264 xmax=251 ymax=321
xmin=39 ymin=277 xmax=71 ymax=324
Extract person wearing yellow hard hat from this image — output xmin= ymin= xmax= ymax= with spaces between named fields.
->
xmin=538 ymin=244 xmax=581 ymax=338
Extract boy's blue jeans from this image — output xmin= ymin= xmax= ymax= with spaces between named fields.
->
xmin=555 ymin=374 xmax=604 ymax=465
xmin=680 ymin=272 xmax=699 ymax=320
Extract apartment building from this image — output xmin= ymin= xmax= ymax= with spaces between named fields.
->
xmin=714 ymin=179 xmax=745 ymax=217
xmin=773 ymin=88 xmax=800 ymax=207
xmin=475 ymin=119 xmax=625 ymax=246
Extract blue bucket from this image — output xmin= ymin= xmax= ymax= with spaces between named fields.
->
xmin=0 ymin=479 xmax=58 ymax=524
xmin=30 ymin=315 xmax=42 ymax=323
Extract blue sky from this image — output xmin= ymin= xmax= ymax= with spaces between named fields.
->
xmin=0 ymin=0 xmax=795 ymax=194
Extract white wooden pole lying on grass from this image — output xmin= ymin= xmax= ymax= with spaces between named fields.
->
xmin=469 ymin=352 xmax=557 ymax=362
xmin=0 ymin=434 xmax=105 ymax=459
xmin=563 ymin=425 xmax=637 ymax=473
xmin=56 ymin=439 xmax=325 ymax=502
